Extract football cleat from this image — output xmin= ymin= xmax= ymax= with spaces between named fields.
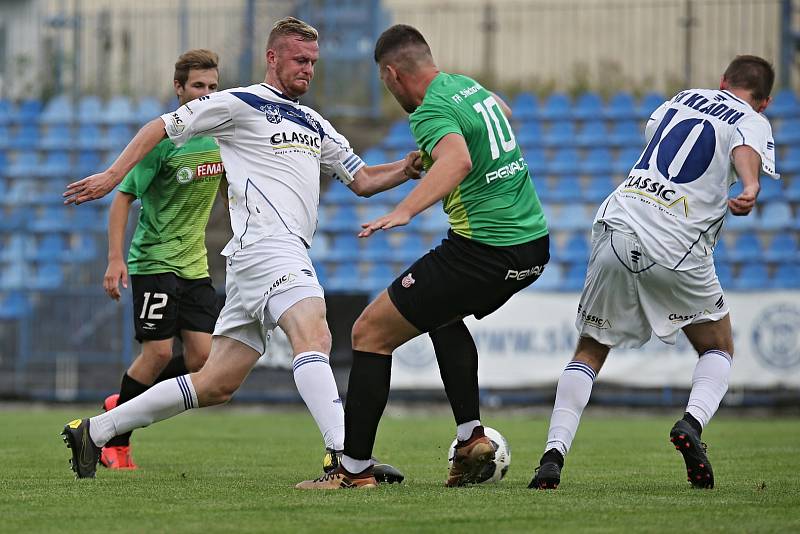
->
xmin=102 ymin=393 xmax=120 ymax=412
xmin=323 ymin=448 xmax=405 ymax=484
xmin=528 ymin=449 xmax=564 ymax=490
xmin=445 ymin=426 xmax=495 ymax=487
xmin=295 ymin=465 xmax=378 ymax=490
xmin=100 ymin=445 xmax=138 ymax=470
xmin=670 ymin=419 xmax=714 ymax=489
xmin=61 ymin=418 xmax=101 ymax=479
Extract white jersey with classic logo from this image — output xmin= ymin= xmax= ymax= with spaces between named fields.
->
xmin=161 ymin=83 xmax=364 ymax=256
xmin=597 ymin=88 xmax=779 ymax=271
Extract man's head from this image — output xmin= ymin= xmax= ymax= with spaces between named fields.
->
xmin=265 ymin=16 xmax=319 ymax=99
xmin=173 ymin=49 xmax=219 ymax=106
xmin=720 ymin=55 xmax=774 ymax=113
xmin=374 ymin=24 xmax=436 ymax=113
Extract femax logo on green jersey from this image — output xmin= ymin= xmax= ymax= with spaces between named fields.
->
xmin=175 ymin=162 xmax=225 ymax=185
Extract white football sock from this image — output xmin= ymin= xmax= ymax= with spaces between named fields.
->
xmin=456 ymin=419 xmax=481 ymax=442
xmin=545 ymin=361 xmax=597 ymax=457
xmin=685 ymin=350 xmax=732 ymax=429
xmin=89 ymin=375 xmax=197 ymax=447
xmin=342 ymin=454 xmax=372 ymax=474
xmin=292 ymin=352 xmax=345 ymax=450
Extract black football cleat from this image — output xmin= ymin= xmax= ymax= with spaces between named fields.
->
xmin=62 ymin=418 xmax=101 ymax=479
xmin=670 ymin=419 xmax=714 ymax=489
xmin=322 ymin=447 xmax=405 ymax=484
xmin=528 ymin=448 xmax=563 ymax=490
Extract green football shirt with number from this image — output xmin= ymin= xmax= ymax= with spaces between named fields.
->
xmin=118 ymin=136 xmax=224 ymax=279
xmin=409 ymin=72 xmax=547 ymax=246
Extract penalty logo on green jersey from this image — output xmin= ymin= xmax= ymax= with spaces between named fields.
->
xmin=176 ymin=167 xmax=194 ymax=185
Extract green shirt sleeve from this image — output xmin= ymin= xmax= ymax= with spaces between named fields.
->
xmin=409 ymin=102 xmax=463 ymax=157
xmin=118 ymin=143 xmax=165 ymax=198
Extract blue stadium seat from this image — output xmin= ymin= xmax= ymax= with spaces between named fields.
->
xmin=9 ymin=124 xmax=40 ymax=150
xmin=77 ymin=150 xmax=103 ymax=175
xmin=0 ymin=263 xmax=28 ymax=290
xmin=6 ymin=150 xmax=39 ymax=178
xmin=25 ymin=234 xmax=67 ymax=262
xmin=560 ymin=233 xmax=590 ymax=263
xmin=30 ymin=207 xmax=68 ymax=232
xmin=326 ymin=234 xmax=360 ymax=262
xmin=546 ymin=148 xmax=581 ymax=175
xmin=11 ymin=99 xmax=43 ymax=124
xmin=732 ymin=263 xmax=768 ymax=291
xmin=759 ymin=202 xmax=793 ymax=231
xmin=0 ymin=125 xmax=9 ymax=150
xmin=40 ymin=151 xmax=71 ymax=179
xmin=78 ymin=96 xmax=103 ymax=124
xmin=78 ymin=124 xmax=109 ymax=150
xmin=612 ymin=148 xmax=641 ymax=174
xmin=636 ymin=92 xmax=666 ymax=119
xmin=512 ymin=92 xmax=538 ymax=121
xmin=419 ymin=208 xmax=448 ymax=233
xmin=758 ymin=178 xmax=784 ymax=202
xmin=548 ymin=205 xmax=591 ymax=232
xmin=392 ymin=234 xmax=426 ymax=262
xmin=0 ymin=291 xmax=30 ymax=320
xmin=134 ymin=97 xmax=164 ymax=125
xmin=526 ymin=263 xmax=561 ymax=291
xmin=786 ymin=177 xmax=800 ymax=202
xmin=0 ymin=234 xmax=25 ymax=262
xmin=325 ymin=204 xmax=359 ymax=233
xmin=63 ymin=234 xmax=98 ymax=263
xmin=40 ymin=94 xmax=75 ymax=124
xmin=609 ymin=120 xmax=642 ymax=147
xmin=572 ymin=92 xmax=603 ymax=121
xmin=364 ymin=263 xmax=395 ymax=293
xmin=770 ymin=263 xmax=800 ymax=288
xmin=363 ymin=232 xmax=391 ymax=261
xmin=312 ymin=262 xmax=328 ymax=285
xmin=542 ymin=121 xmax=576 ymax=147
xmin=383 ymin=120 xmax=415 ymax=151
xmin=765 ymin=89 xmax=800 ymax=119
xmin=780 ymin=146 xmax=800 ymax=174
xmin=108 ymin=124 xmax=134 ymax=149
xmin=725 ymin=232 xmax=762 ymax=263
xmin=537 ymin=93 xmax=571 ymax=121
xmin=0 ymin=100 xmax=11 ymax=126
xmin=774 ymin=118 xmax=800 ymax=145
xmin=360 ymin=147 xmax=386 ymax=166
xmin=581 ymin=148 xmax=613 ymax=175
xmin=516 ymin=120 xmax=543 ymax=148
xmin=325 ymin=262 xmax=361 ymax=292
xmin=584 ymin=176 xmax=616 ymax=202
xmin=714 ymin=261 xmax=734 ymax=287
xmin=382 ymin=179 xmax=415 ymax=204
xmin=0 ymin=149 xmax=7 ymax=176
xmin=724 ymin=210 xmax=757 ymax=232
xmin=549 ymin=176 xmax=582 ymax=202
xmin=561 ymin=262 xmax=588 ymax=291
xmin=603 ymin=92 xmax=637 ymax=121
xmin=104 ymin=96 xmax=135 ymax=125
xmin=525 ymin=148 xmax=547 ymax=175
xmin=575 ymin=121 xmax=607 ymax=147
xmin=40 ymin=124 xmax=72 ymax=150
xmin=0 ymin=208 xmax=25 ymax=230
xmin=712 ymin=238 xmax=729 ymax=262
xmin=28 ymin=263 xmax=63 ymax=290
xmin=764 ymin=234 xmax=798 ymax=263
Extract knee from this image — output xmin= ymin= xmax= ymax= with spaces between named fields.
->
xmin=290 ymin=318 xmax=332 ymax=355
xmin=351 ymin=311 xmax=389 ymax=353
xmin=143 ymin=346 xmax=174 ymax=368
xmin=184 ymin=350 xmax=209 ymax=372
xmin=197 ymin=377 xmax=237 ymax=406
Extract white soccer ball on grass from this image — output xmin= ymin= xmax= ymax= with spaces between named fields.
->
xmin=448 ymin=426 xmax=511 ymax=483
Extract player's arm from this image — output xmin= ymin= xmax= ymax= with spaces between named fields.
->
xmin=104 ymin=191 xmax=136 ymax=301
xmin=63 ymin=119 xmax=167 ymax=205
xmin=491 ymin=92 xmax=512 ymax=119
xmin=349 ymin=151 xmax=422 ymax=197
xmin=728 ymin=145 xmax=762 ymax=216
xmin=358 ymin=133 xmax=471 ymax=237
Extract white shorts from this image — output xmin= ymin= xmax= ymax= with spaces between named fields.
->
xmin=213 ymin=234 xmax=324 ymax=354
xmin=576 ymin=223 xmax=729 ymax=349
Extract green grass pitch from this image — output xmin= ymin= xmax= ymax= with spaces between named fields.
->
xmin=1 ymin=406 xmax=798 ymax=533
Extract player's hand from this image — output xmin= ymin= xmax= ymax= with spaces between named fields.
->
xmin=358 ymin=209 xmax=412 ymax=238
xmin=403 ymin=150 xmax=423 ymax=180
xmin=64 ymin=171 xmax=118 ymax=205
xmin=728 ymin=186 xmax=759 ymax=216
xmin=103 ymin=259 xmax=128 ymax=301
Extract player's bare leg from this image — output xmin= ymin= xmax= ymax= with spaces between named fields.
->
xmin=669 ymin=315 xmax=734 ymax=489
xmin=530 ymin=336 xmax=609 ymax=489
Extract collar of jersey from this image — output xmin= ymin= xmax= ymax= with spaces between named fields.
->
xmin=260 ymin=83 xmax=299 ymax=104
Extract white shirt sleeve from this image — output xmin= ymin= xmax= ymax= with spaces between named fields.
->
xmin=315 ymin=115 xmax=365 ymax=185
xmin=160 ymin=92 xmax=236 ymax=147
xmin=730 ymin=114 xmax=779 ymax=179
xmin=644 ymin=100 xmax=671 ymax=144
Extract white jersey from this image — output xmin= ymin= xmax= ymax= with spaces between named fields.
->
xmin=161 ymin=83 xmax=364 ymax=255
xmin=597 ymin=88 xmax=778 ymax=270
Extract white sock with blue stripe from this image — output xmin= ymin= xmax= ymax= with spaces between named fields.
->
xmin=292 ymin=351 xmax=345 ymax=450
xmin=88 ymin=375 xmax=198 ymax=447
xmin=545 ymin=360 xmax=597 ymax=458
xmin=685 ymin=350 xmax=732 ymax=429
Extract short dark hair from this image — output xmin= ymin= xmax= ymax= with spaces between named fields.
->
xmin=723 ymin=55 xmax=775 ymax=101
xmin=374 ymin=24 xmax=431 ymax=64
xmin=174 ymin=49 xmax=219 ymax=87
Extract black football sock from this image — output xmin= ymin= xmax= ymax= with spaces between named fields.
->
xmin=105 ymin=372 xmax=149 ymax=447
xmin=343 ymin=350 xmax=392 ymax=461
xmin=430 ymin=320 xmax=480 ymax=425
xmin=682 ymin=412 xmax=703 ymax=437
xmin=154 ymin=355 xmax=190 ymax=383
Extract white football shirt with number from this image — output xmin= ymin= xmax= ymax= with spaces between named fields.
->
xmin=597 ymin=88 xmax=778 ymax=270
xmin=161 ymin=83 xmax=364 ymax=255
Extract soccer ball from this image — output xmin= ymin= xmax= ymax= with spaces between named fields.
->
xmin=448 ymin=426 xmax=511 ymax=483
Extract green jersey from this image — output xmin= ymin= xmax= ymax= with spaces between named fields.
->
xmin=118 ymin=136 xmax=223 ymax=279
xmin=410 ymin=72 xmax=547 ymax=246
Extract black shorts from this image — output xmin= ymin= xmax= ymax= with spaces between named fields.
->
xmin=130 ymin=273 xmax=219 ymax=342
xmin=388 ymin=230 xmax=550 ymax=332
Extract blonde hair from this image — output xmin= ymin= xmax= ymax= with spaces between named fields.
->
xmin=174 ymin=49 xmax=219 ymax=87
xmin=267 ymin=16 xmax=318 ymax=49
